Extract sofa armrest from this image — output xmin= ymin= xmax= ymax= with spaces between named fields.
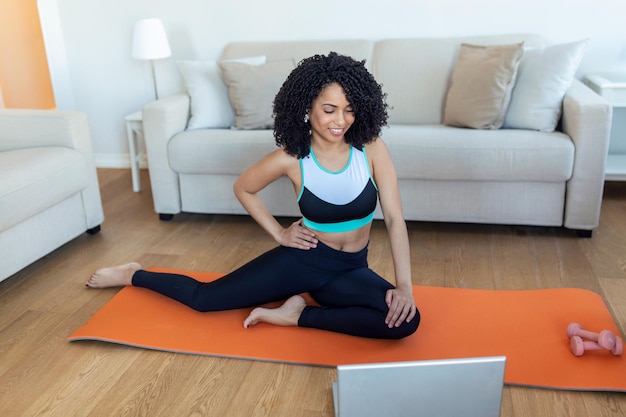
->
xmin=561 ymin=79 xmax=612 ymax=231
xmin=142 ymin=93 xmax=190 ymax=215
xmin=0 ymin=109 xmax=91 ymax=151
xmin=0 ymin=109 xmax=104 ymax=229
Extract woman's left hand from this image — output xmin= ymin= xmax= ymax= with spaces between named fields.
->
xmin=384 ymin=287 xmax=417 ymax=328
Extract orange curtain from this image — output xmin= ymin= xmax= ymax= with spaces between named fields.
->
xmin=0 ymin=0 xmax=55 ymax=109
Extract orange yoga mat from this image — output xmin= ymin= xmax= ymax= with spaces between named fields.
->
xmin=69 ymin=269 xmax=626 ymax=392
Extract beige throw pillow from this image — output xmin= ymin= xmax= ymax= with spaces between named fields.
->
xmin=218 ymin=59 xmax=295 ymax=130
xmin=443 ymin=42 xmax=524 ymax=130
xmin=178 ymin=56 xmax=266 ymax=130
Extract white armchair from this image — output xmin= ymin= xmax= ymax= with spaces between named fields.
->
xmin=0 ymin=109 xmax=104 ymax=282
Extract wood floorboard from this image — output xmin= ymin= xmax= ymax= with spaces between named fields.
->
xmin=0 ymin=169 xmax=625 ymax=416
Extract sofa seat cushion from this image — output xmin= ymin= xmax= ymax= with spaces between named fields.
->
xmin=383 ymin=125 xmax=574 ymax=182
xmin=169 ymin=129 xmax=277 ymax=175
xmin=0 ymin=147 xmax=89 ymax=231
xmin=169 ymin=125 xmax=575 ymax=184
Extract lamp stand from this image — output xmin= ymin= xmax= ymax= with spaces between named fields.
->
xmin=150 ymin=60 xmax=159 ymax=100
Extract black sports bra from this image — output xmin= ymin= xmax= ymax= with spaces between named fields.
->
xmin=297 ymin=147 xmax=377 ymax=233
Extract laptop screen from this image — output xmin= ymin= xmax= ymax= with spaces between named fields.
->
xmin=333 ymin=356 xmax=506 ymax=417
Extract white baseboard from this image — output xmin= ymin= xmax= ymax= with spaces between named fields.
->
xmin=94 ymin=153 xmax=148 ymax=169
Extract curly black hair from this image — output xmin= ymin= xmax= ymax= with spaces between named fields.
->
xmin=273 ymin=52 xmax=388 ymax=158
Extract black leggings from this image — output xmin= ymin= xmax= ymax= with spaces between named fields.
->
xmin=132 ymin=241 xmax=420 ymax=339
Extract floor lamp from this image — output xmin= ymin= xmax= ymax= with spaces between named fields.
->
xmin=131 ymin=18 xmax=171 ymax=100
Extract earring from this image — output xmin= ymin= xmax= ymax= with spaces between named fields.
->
xmin=304 ymin=114 xmax=309 ymax=124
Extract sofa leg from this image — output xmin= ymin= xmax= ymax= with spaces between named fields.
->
xmin=159 ymin=213 xmax=174 ymax=221
xmin=86 ymin=225 xmax=101 ymax=235
xmin=574 ymin=229 xmax=593 ymax=238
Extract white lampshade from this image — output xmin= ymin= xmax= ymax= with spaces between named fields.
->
xmin=131 ymin=18 xmax=171 ymax=60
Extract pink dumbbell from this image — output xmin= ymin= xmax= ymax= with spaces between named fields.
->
xmin=566 ymin=322 xmax=618 ymax=350
xmin=570 ymin=335 xmax=624 ymax=357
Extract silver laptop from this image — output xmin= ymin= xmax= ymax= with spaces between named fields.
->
xmin=332 ymin=356 xmax=506 ymax=417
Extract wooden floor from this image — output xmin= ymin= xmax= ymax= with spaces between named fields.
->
xmin=1 ymin=168 xmax=625 ymax=416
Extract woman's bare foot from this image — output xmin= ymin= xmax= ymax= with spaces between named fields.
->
xmin=85 ymin=262 xmax=142 ymax=288
xmin=243 ymin=295 xmax=307 ymax=328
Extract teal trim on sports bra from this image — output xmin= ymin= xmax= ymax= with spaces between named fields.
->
xmin=361 ymin=147 xmax=377 ymax=190
xmin=310 ymin=146 xmax=352 ymax=174
xmin=302 ymin=212 xmax=375 ymax=233
xmin=297 ymin=160 xmax=305 ymax=201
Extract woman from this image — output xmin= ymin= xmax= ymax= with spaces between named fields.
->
xmin=87 ymin=52 xmax=420 ymax=339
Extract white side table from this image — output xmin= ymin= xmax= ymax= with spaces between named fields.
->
xmin=584 ymin=73 xmax=626 ymax=181
xmin=125 ymin=111 xmax=144 ymax=192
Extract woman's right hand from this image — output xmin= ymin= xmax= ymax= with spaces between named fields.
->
xmin=279 ymin=219 xmax=318 ymax=250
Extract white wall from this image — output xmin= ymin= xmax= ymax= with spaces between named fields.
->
xmin=41 ymin=0 xmax=626 ymax=167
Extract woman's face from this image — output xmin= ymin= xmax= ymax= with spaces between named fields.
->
xmin=307 ymin=83 xmax=355 ymax=145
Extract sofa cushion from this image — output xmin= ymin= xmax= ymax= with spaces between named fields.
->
xmin=443 ymin=42 xmax=524 ymax=130
xmin=221 ymin=40 xmax=375 ymax=70
xmin=372 ymin=35 xmax=544 ymax=126
xmin=169 ymin=125 xmax=575 ymax=184
xmin=504 ymin=39 xmax=588 ymax=132
xmin=218 ymin=59 xmax=295 ymax=130
xmin=168 ymin=129 xmax=278 ymax=175
xmin=0 ymin=147 xmax=89 ymax=231
xmin=178 ymin=56 xmax=267 ymax=130
xmin=382 ymin=125 xmax=574 ymax=182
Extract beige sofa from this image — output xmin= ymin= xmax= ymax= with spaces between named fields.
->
xmin=142 ymin=34 xmax=612 ymax=236
xmin=0 ymin=110 xmax=104 ymax=282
